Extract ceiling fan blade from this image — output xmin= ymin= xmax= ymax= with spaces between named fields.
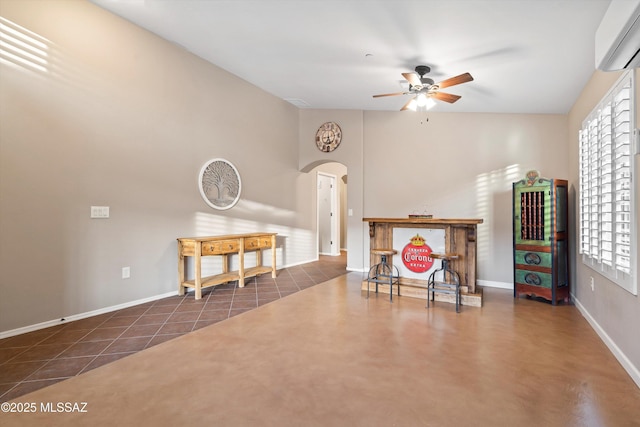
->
xmin=437 ymin=72 xmax=474 ymax=89
xmin=400 ymin=97 xmax=416 ymax=111
xmin=372 ymin=91 xmax=407 ymax=98
xmin=432 ymin=92 xmax=461 ymax=103
xmin=402 ymin=72 xmax=421 ymax=87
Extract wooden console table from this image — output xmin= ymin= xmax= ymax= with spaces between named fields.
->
xmin=363 ymin=218 xmax=483 ymax=306
xmin=177 ymin=233 xmax=277 ymax=299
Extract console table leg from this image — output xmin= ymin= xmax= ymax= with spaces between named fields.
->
xmin=238 ymin=241 xmax=245 ymax=288
xmin=178 ymin=249 xmax=185 ymax=296
xmin=271 ymin=236 xmax=277 ymax=278
xmin=195 ymin=243 xmax=202 ymax=300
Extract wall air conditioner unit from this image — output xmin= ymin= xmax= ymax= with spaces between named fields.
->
xmin=595 ymin=0 xmax=640 ymax=71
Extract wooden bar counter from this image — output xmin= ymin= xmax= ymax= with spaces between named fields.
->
xmin=363 ymin=218 xmax=484 ymax=306
xmin=177 ymin=233 xmax=277 ymax=299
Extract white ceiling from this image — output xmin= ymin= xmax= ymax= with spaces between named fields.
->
xmin=89 ymin=0 xmax=613 ymax=114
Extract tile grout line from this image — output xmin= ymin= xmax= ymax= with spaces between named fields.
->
xmin=10 ymin=311 xmax=125 ymax=383
xmin=189 ymin=287 xmax=214 ymax=333
xmin=139 ymin=299 xmax=186 ymax=351
xmin=67 ymin=305 xmax=157 ymax=376
xmin=1 ymin=308 xmax=144 ymax=398
xmin=116 ymin=296 xmax=191 ymax=356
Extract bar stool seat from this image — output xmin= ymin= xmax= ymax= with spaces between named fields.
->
xmin=367 ymin=248 xmax=400 ymax=302
xmin=427 ymin=253 xmax=462 ymax=312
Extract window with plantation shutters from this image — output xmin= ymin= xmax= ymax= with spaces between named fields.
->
xmin=578 ymin=71 xmax=636 ymax=295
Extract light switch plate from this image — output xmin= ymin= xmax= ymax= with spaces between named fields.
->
xmin=91 ymin=206 xmax=110 ymax=218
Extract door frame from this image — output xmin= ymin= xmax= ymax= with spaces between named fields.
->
xmin=317 ymin=171 xmax=339 ymax=256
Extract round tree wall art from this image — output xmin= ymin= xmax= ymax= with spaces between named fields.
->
xmin=198 ymin=158 xmax=242 ymax=210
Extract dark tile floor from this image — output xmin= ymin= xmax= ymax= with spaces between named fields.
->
xmin=0 ymin=253 xmax=347 ymax=402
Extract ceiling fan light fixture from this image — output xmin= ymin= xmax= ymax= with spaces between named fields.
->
xmin=412 ymin=94 xmax=436 ymax=111
xmin=425 ymin=96 xmax=436 ymax=110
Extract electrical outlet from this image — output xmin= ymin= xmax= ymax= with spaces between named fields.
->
xmin=122 ymin=267 xmax=130 ymax=279
xmin=590 ymin=276 xmax=594 ymax=291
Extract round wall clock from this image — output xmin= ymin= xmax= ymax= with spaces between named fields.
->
xmin=198 ymin=158 xmax=241 ymax=210
xmin=315 ymin=122 xmax=342 ymax=152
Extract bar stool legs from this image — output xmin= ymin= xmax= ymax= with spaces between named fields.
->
xmin=367 ymin=249 xmax=400 ymax=302
xmin=427 ymin=253 xmax=461 ymax=313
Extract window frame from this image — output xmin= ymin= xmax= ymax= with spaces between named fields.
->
xmin=578 ymin=70 xmax=637 ymax=295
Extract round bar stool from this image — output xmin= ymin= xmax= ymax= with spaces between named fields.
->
xmin=366 ymin=248 xmax=400 ymax=302
xmin=426 ymin=253 xmax=462 ymax=312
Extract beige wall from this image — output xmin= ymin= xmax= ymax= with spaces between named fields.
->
xmin=568 ymin=69 xmax=640 ymax=383
xmin=363 ymin=111 xmax=569 ymax=285
xmin=298 ymin=109 xmax=570 ymax=285
xmin=0 ymin=0 xmax=315 ymax=332
xmin=298 ymin=109 xmax=364 ymax=272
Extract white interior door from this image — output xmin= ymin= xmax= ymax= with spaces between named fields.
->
xmin=317 ymin=172 xmax=338 ymax=255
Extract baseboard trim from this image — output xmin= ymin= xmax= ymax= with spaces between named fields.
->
xmin=477 ymin=279 xmax=513 ymax=290
xmin=572 ymin=294 xmax=640 ymax=389
xmin=0 ymin=259 xmax=324 ymax=339
xmin=285 ymin=258 xmax=319 ymax=267
xmin=0 ymin=291 xmax=178 ymax=340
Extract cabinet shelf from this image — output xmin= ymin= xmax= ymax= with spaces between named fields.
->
xmin=181 ymin=272 xmax=241 ymax=289
xmin=244 ymin=266 xmax=273 ymax=278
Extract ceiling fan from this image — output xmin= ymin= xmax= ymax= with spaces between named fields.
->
xmin=373 ymin=65 xmax=474 ymax=111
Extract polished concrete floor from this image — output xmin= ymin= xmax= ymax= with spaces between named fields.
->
xmin=2 ymin=269 xmax=640 ymax=426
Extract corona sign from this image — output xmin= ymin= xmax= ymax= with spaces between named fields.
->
xmin=402 ymin=234 xmax=434 ymax=273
